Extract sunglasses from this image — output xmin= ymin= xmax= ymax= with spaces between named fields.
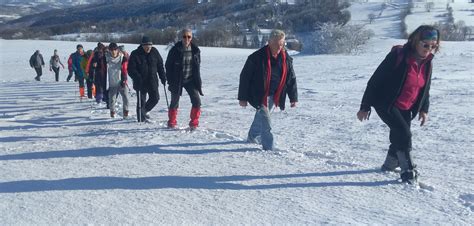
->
xmin=183 ymin=35 xmax=192 ymax=39
xmin=419 ymin=41 xmax=438 ymax=50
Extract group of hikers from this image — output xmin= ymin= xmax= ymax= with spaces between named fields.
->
xmin=29 ymin=25 xmax=441 ymax=185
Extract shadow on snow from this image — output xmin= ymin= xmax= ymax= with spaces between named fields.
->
xmin=0 ymin=169 xmax=397 ymax=193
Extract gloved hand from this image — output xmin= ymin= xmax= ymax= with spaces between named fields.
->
xmin=121 ymin=80 xmax=127 ymax=88
xmin=132 ymin=79 xmax=142 ymax=91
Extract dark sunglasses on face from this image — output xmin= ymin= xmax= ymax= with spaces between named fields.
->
xmin=183 ymin=35 xmax=192 ymax=39
xmin=420 ymin=41 xmax=438 ymax=50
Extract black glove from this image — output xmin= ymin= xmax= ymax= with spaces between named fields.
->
xmin=132 ymin=79 xmax=142 ymax=91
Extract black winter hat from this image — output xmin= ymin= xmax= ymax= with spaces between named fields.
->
xmin=141 ymin=36 xmax=152 ymax=45
xmin=97 ymin=42 xmax=105 ymax=50
xmin=109 ymin=42 xmax=118 ymax=50
xmin=76 ymin=44 xmax=83 ymax=49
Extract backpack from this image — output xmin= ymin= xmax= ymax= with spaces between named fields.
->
xmin=391 ymin=45 xmax=405 ymax=69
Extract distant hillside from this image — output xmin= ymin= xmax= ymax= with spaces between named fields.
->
xmin=0 ymin=0 xmax=99 ymax=24
xmin=0 ymin=0 xmax=351 ymax=46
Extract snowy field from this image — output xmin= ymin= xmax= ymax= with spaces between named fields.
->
xmin=1 ymin=0 xmax=474 ymax=224
xmin=0 ymin=36 xmax=473 ymax=224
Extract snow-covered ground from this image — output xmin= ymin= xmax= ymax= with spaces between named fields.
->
xmin=406 ymin=2 xmax=474 ymax=32
xmin=0 ymin=36 xmax=473 ymax=224
xmin=1 ymin=0 xmax=474 ymax=224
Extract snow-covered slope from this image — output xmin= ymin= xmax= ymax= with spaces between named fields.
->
xmin=1 ymin=0 xmax=474 ymax=224
xmin=0 ymin=37 xmax=473 ymax=224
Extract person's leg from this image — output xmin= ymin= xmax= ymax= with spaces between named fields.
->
xmin=67 ymin=70 xmax=72 ymax=82
xmin=248 ymin=108 xmax=263 ymax=143
xmin=260 ymin=97 xmax=274 ymax=150
xmin=53 ymin=67 xmax=60 ymax=82
xmin=184 ymin=83 xmax=201 ymax=128
xmin=108 ymin=86 xmax=118 ymax=117
xmin=376 ymin=107 xmax=415 ymax=182
xmin=101 ymin=75 xmax=109 ymax=108
xmin=94 ymin=77 xmax=102 ymax=103
xmin=136 ymin=90 xmax=147 ymax=122
xmin=168 ymin=91 xmax=180 ymax=128
xmin=78 ymin=76 xmax=85 ymax=98
xmin=34 ymin=67 xmax=42 ymax=80
xmin=145 ymin=82 xmax=159 ymax=113
xmin=86 ymin=78 xmax=93 ymax=99
xmin=120 ymin=85 xmax=130 ymax=117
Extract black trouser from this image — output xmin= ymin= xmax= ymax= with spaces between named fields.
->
xmin=375 ymin=106 xmax=415 ymax=169
xmin=86 ymin=78 xmax=94 ymax=99
xmin=169 ymin=82 xmax=201 ymax=109
xmin=136 ymin=81 xmax=159 ymax=122
xmin=34 ymin=67 xmax=42 ymax=77
xmin=94 ymin=74 xmax=108 ymax=103
xmin=52 ymin=66 xmax=60 ymax=82
xmin=77 ymin=74 xmax=85 ymax=88
xmin=67 ymin=70 xmax=73 ymax=82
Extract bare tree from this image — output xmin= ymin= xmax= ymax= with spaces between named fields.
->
xmin=425 ymin=2 xmax=435 ymax=12
xmin=368 ymin=13 xmax=376 ymax=24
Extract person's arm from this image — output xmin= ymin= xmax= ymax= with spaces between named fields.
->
xmin=164 ymin=47 xmax=174 ymax=84
xmin=68 ymin=55 xmax=73 ymax=72
xmin=29 ymin=54 xmax=34 ymax=67
xmin=121 ymin=55 xmax=128 ymax=87
xmin=156 ymin=50 xmax=166 ymax=85
xmin=59 ymin=57 xmax=65 ymax=68
xmin=238 ymin=55 xmax=255 ymax=106
xmin=49 ymin=57 xmax=54 ymax=71
xmin=286 ymin=56 xmax=298 ymax=108
xmin=358 ymin=50 xmax=397 ymax=121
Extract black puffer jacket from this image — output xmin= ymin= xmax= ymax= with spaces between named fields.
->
xmin=360 ymin=45 xmax=432 ymax=119
xmin=165 ymin=41 xmax=203 ymax=96
xmin=128 ymin=46 xmax=166 ymax=91
xmin=238 ymin=46 xmax=298 ymax=110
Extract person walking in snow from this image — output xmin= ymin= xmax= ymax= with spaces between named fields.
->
xmin=238 ymin=29 xmax=298 ymax=151
xmin=71 ymin=44 xmax=90 ymax=99
xmin=357 ymin=25 xmax=440 ymax=184
xmin=66 ymin=52 xmax=75 ymax=82
xmin=165 ymin=28 xmax=203 ymax=129
xmin=128 ymin=36 xmax=167 ymax=123
xmin=49 ymin=49 xmax=65 ymax=82
xmin=106 ymin=42 xmax=129 ymax=119
xmin=88 ymin=42 xmax=108 ymax=106
xmin=29 ymin=50 xmax=45 ymax=81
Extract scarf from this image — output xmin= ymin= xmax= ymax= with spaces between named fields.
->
xmin=263 ymin=46 xmax=287 ymax=108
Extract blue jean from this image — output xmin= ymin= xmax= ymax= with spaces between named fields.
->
xmin=248 ymin=97 xmax=274 ymax=150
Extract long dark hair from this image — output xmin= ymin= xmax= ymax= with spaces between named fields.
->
xmin=407 ymin=25 xmax=441 ymax=53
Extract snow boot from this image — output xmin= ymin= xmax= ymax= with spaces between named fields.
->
xmin=381 ymin=149 xmax=399 ymax=172
xmin=95 ymin=92 xmax=102 ymax=104
xmin=92 ymin=84 xmax=96 ymax=98
xmin=123 ymin=110 xmax=129 ymax=119
xmin=110 ymin=111 xmax=115 ymax=118
xmin=34 ymin=76 xmax=40 ymax=81
xmin=79 ymin=87 xmax=85 ymax=98
xmin=396 ymin=150 xmax=418 ymax=184
xmin=167 ymin=108 xmax=178 ymax=128
xmin=189 ymin=107 xmax=201 ymax=129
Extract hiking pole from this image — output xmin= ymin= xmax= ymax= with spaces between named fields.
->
xmin=138 ymin=90 xmax=142 ymax=122
xmin=163 ymin=84 xmax=169 ymax=109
